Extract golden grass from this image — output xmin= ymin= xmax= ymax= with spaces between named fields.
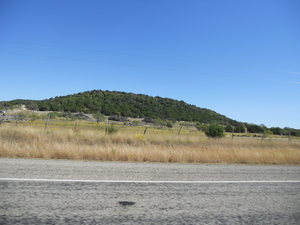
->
xmin=0 ymin=122 xmax=300 ymax=165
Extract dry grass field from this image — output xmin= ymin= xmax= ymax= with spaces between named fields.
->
xmin=0 ymin=120 xmax=300 ymax=165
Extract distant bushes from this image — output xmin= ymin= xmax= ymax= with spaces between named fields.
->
xmin=205 ymin=123 xmax=225 ymax=138
xmin=269 ymin=127 xmax=300 ymax=137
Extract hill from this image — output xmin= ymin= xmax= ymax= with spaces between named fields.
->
xmin=1 ymin=90 xmax=300 ymax=136
xmin=1 ymin=90 xmax=242 ymax=127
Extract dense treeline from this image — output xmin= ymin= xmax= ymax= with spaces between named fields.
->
xmin=269 ymin=127 xmax=300 ymax=137
xmin=1 ymin=90 xmax=299 ymax=136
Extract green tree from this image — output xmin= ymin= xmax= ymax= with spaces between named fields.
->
xmin=93 ymin=112 xmax=105 ymax=123
xmin=26 ymin=102 xmax=38 ymax=112
xmin=225 ymin=124 xmax=233 ymax=132
xmin=235 ymin=125 xmax=245 ymax=133
xmin=38 ymin=103 xmax=49 ymax=111
xmin=246 ymin=124 xmax=264 ymax=133
xmin=9 ymin=104 xmax=14 ymax=111
xmin=29 ymin=113 xmax=40 ymax=123
xmin=269 ymin=127 xmax=283 ymax=135
xmin=205 ymin=123 xmax=225 ymax=138
xmin=3 ymin=102 xmax=12 ymax=111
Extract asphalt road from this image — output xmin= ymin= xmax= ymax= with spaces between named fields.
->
xmin=1 ymin=158 xmax=300 ymax=224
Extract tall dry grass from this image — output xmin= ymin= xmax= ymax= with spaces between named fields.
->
xmin=0 ymin=122 xmax=299 ymax=164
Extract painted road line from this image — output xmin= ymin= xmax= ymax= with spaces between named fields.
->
xmin=0 ymin=178 xmax=300 ymax=183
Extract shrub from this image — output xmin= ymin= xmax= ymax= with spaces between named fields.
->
xmin=49 ymin=111 xmax=61 ymax=119
xmin=107 ymin=124 xmax=118 ymax=134
xmin=29 ymin=113 xmax=40 ymax=122
xmin=17 ymin=113 xmax=26 ymax=120
xmin=196 ymin=124 xmax=207 ymax=131
xmin=166 ymin=121 xmax=173 ymax=128
xmin=93 ymin=112 xmax=106 ymax=123
xmin=154 ymin=119 xmax=167 ymax=129
xmin=205 ymin=123 xmax=225 ymax=138
xmin=132 ymin=120 xmax=141 ymax=125
xmin=41 ymin=114 xmax=48 ymax=121
xmin=264 ymin=130 xmax=273 ymax=138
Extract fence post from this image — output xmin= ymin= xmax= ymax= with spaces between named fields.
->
xmin=16 ymin=115 xmax=18 ymax=127
xmin=45 ymin=114 xmax=50 ymax=131
xmin=105 ymin=118 xmax=108 ymax=134
xmin=178 ymin=125 xmax=183 ymax=136
xmin=143 ymin=127 xmax=148 ymax=135
xmin=289 ymin=130 xmax=291 ymax=141
xmin=232 ymin=126 xmax=234 ymax=140
xmin=75 ymin=122 xmax=77 ymax=130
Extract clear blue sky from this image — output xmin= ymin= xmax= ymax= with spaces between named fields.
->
xmin=0 ymin=0 xmax=299 ymax=129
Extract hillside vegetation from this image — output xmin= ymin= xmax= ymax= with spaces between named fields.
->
xmin=1 ymin=90 xmax=242 ymax=126
xmin=1 ymin=89 xmax=300 ymax=136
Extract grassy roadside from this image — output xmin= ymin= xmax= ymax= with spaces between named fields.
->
xmin=0 ymin=121 xmax=299 ymax=165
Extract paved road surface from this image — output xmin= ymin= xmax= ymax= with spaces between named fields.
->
xmin=1 ymin=158 xmax=299 ymax=224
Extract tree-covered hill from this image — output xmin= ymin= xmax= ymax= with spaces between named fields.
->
xmin=1 ymin=90 xmax=300 ymax=136
xmin=1 ymin=90 xmax=242 ymax=126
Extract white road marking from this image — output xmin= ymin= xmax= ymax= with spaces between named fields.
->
xmin=0 ymin=178 xmax=300 ymax=183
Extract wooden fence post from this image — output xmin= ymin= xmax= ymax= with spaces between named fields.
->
xmin=143 ymin=127 xmax=148 ymax=135
xmin=105 ymin=118 xmax=108 ymax=134
xmin=45 ymin=114 xmax=50 ymax=131
xmin=178 ymin=125 xmax=183 ymax=136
